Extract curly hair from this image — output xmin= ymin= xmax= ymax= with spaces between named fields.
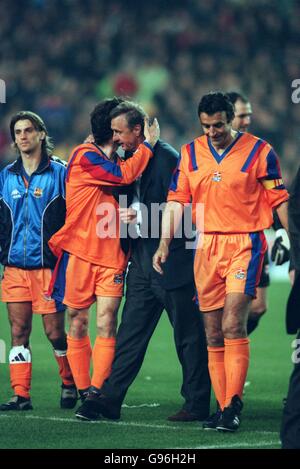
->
xmin=197 ymin=92 xmax=235 ymax=122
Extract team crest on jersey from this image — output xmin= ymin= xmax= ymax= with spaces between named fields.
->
xmin=114 ymin=274 xmax=124 ymax=285
xmin=235 ymin=268 xmax=246 ymax=280
xmin=212 ymin=171 xmax=222 ymax=182
xmin=33 ymin=187 xmax=43 ymax=198
xmin=11 ymin=189 xmax=21 ymax=199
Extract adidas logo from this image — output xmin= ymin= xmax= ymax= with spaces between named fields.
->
xmin=233 ymin=416 xmax=240 ymax=425
xmin=11 ymin=189 xmax=21 ymax=199
xmin=11 ymin=353 xmax=26 ymax=362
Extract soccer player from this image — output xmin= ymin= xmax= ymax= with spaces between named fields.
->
xmin=0 ymin=111 xmax=76 ymax=411
xmin=76 ymin=100 xmax=210 ymax=422
xmin=153 ymin=92 xmax=289 ymax=432
xmin=228 ymin=91 xmax=290 ymax=335
xmin=48 ymin=98 xmax=159 ymax=418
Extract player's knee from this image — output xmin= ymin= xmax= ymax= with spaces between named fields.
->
xmin=68 ymin=309 xmax=89 ymax=337
xmin=96 ymin=305 xmax=118 ymax=337
xmin=11 ymin=322 xmax=31 ymax=344
xmin=97 ymin=320 xmax=117 ymax=337
xmin=222 ymin=322 xmax=246 ymax=339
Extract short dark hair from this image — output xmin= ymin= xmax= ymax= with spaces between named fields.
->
xmin=110 ymin=101 xmax=147 ymax=132
xmin=10 ymin=111 xmax=53 ymax=156
xmin=227 ymin=91 xmax=249 ymax=106
xmin=90 ymin=97 xmax=124 ymax=145
xmin=197 ymin=92 xmax=235 ymax=122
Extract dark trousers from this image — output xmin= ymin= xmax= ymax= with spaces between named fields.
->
xmin=101 ymin=242 xmax=211 ymax=416
xmin=281 ymin=330 xmax=300 ymax=449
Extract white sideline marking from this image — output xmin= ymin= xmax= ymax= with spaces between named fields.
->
xmin=177 ymin=441 xmax=280 ymax=449
xmin=0 ymin=414 xmax=278 ymax=436
xmin=122 ymin=403 xmax=160 ymax=408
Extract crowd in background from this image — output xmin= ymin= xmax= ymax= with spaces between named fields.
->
xmin=1 ymin=0 xmax=300 ymax=183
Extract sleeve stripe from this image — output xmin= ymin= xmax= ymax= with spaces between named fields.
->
xmin=169 ymin=153 xmax=182 ymax=191
xmin=80 ymin=151 xmax=123 ymax=183
xmin=186 ymin=142 xmax=198 ymax=172
xmin=241 ymin=139 xmax=266 ymax=173
xmin=265 ymin=148 xmax=282 ymax=180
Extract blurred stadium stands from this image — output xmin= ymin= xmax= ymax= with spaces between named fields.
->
xmin=0 ymin=0 xmax=299 ymax=183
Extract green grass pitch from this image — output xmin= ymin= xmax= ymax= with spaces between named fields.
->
xmin=0 ymin=281 xmax=293 ymax=449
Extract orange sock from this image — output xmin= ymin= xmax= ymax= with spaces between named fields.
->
xmin=207 ymin=346 xmax=226 ymax=410
xmin=9 ymin=346 xmax=32 ymax=399
xmin=54 ymin=350 xmax=75 ymax=386
xmin=224 ymin=337 xmax=250 ymax=407
xmin=67 ymin=335 xmax=92 ymax=391
xmin=91 ymin=336 xmax=116 ymax=389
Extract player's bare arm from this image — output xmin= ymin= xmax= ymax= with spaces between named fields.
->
xmin=153 ymin=201 xmax=184 ymax=274
xmin=276 ymin=200 xmax=289 ymax=233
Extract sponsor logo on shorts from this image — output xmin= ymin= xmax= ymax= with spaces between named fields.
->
xmin=34 ymin=187 xmax=43 ymax=198
xmin=235 ymin=268 xmax=246 ymax=280
xmin=114 ymin=274 xmax=124 ymax=284
xmin=11 ymin=189 xmax=21 ymax=199
xmin=212 ymin=171 xmax=222 ymax=182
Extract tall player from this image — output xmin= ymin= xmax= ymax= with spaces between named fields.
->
xmin=227 ymin=91 xmax=289 ymax=335
xmin=0 ymin=111 xmax=76 ymax=411
xmin=153 ymin=92 xmax=289 ymax=432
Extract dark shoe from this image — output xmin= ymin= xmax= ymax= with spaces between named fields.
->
xmin=60 ymin=384 xmax=78 ymax=409
xmin=78 ymin=388 xmax=89 ymax=403
xmin=96 ymin=393 xmax=121 ymax=420
xmin=0 ymin=395 xmax=33 ymax=411
xmin=202 ymin=403 xmax=222 ymax=430
xmin=75 ymin=389 xmax=102 ymax=421
xmin=216 ymin=395 xmax=243 ymax=432
xmin=168 ymin=409 xmax=203 ymax=422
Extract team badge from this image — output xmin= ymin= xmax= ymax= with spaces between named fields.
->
xmin=212 ymin=171 xmax=222 ymax=182
xmin=235 ymin=268 xmax=246 ymax=280
xmin=34 ymin=187 xmax=43 ymax=198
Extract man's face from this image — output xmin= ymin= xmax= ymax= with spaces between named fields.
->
xmin=232 ymin=99 xmax=252 ymax=132
xmin=14 ymin=119 xmax=44 ymax=154
xmin=111 ymin=114 xmax=142 ymax=152
xmin=200 ymin=111 xmax=232 ymax=149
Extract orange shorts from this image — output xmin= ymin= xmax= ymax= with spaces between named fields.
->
xmin=194 ymin=232 xmax=267 ymax=312
xmin=51 ymin=252 xmax=125 ymax=309
xmin=1 ymin=266 xmax=65 ymax=314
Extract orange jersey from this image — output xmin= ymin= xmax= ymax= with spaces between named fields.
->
xmin=167 ymin=132 xmax=289 ymax=233
xmin=49 ymin=142 xmax=153 ymax=268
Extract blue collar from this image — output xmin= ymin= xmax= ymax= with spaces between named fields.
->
xmin=208 ymin=131 xmax=243 ymax=164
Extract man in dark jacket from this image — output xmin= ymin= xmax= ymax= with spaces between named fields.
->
xmin=77 ymin=100 xmax=210 ymax=422
xmin=0 ymin=111 xmax=76 ymax=411
xmin=281 ymin=167 xmax=300 ymax=449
